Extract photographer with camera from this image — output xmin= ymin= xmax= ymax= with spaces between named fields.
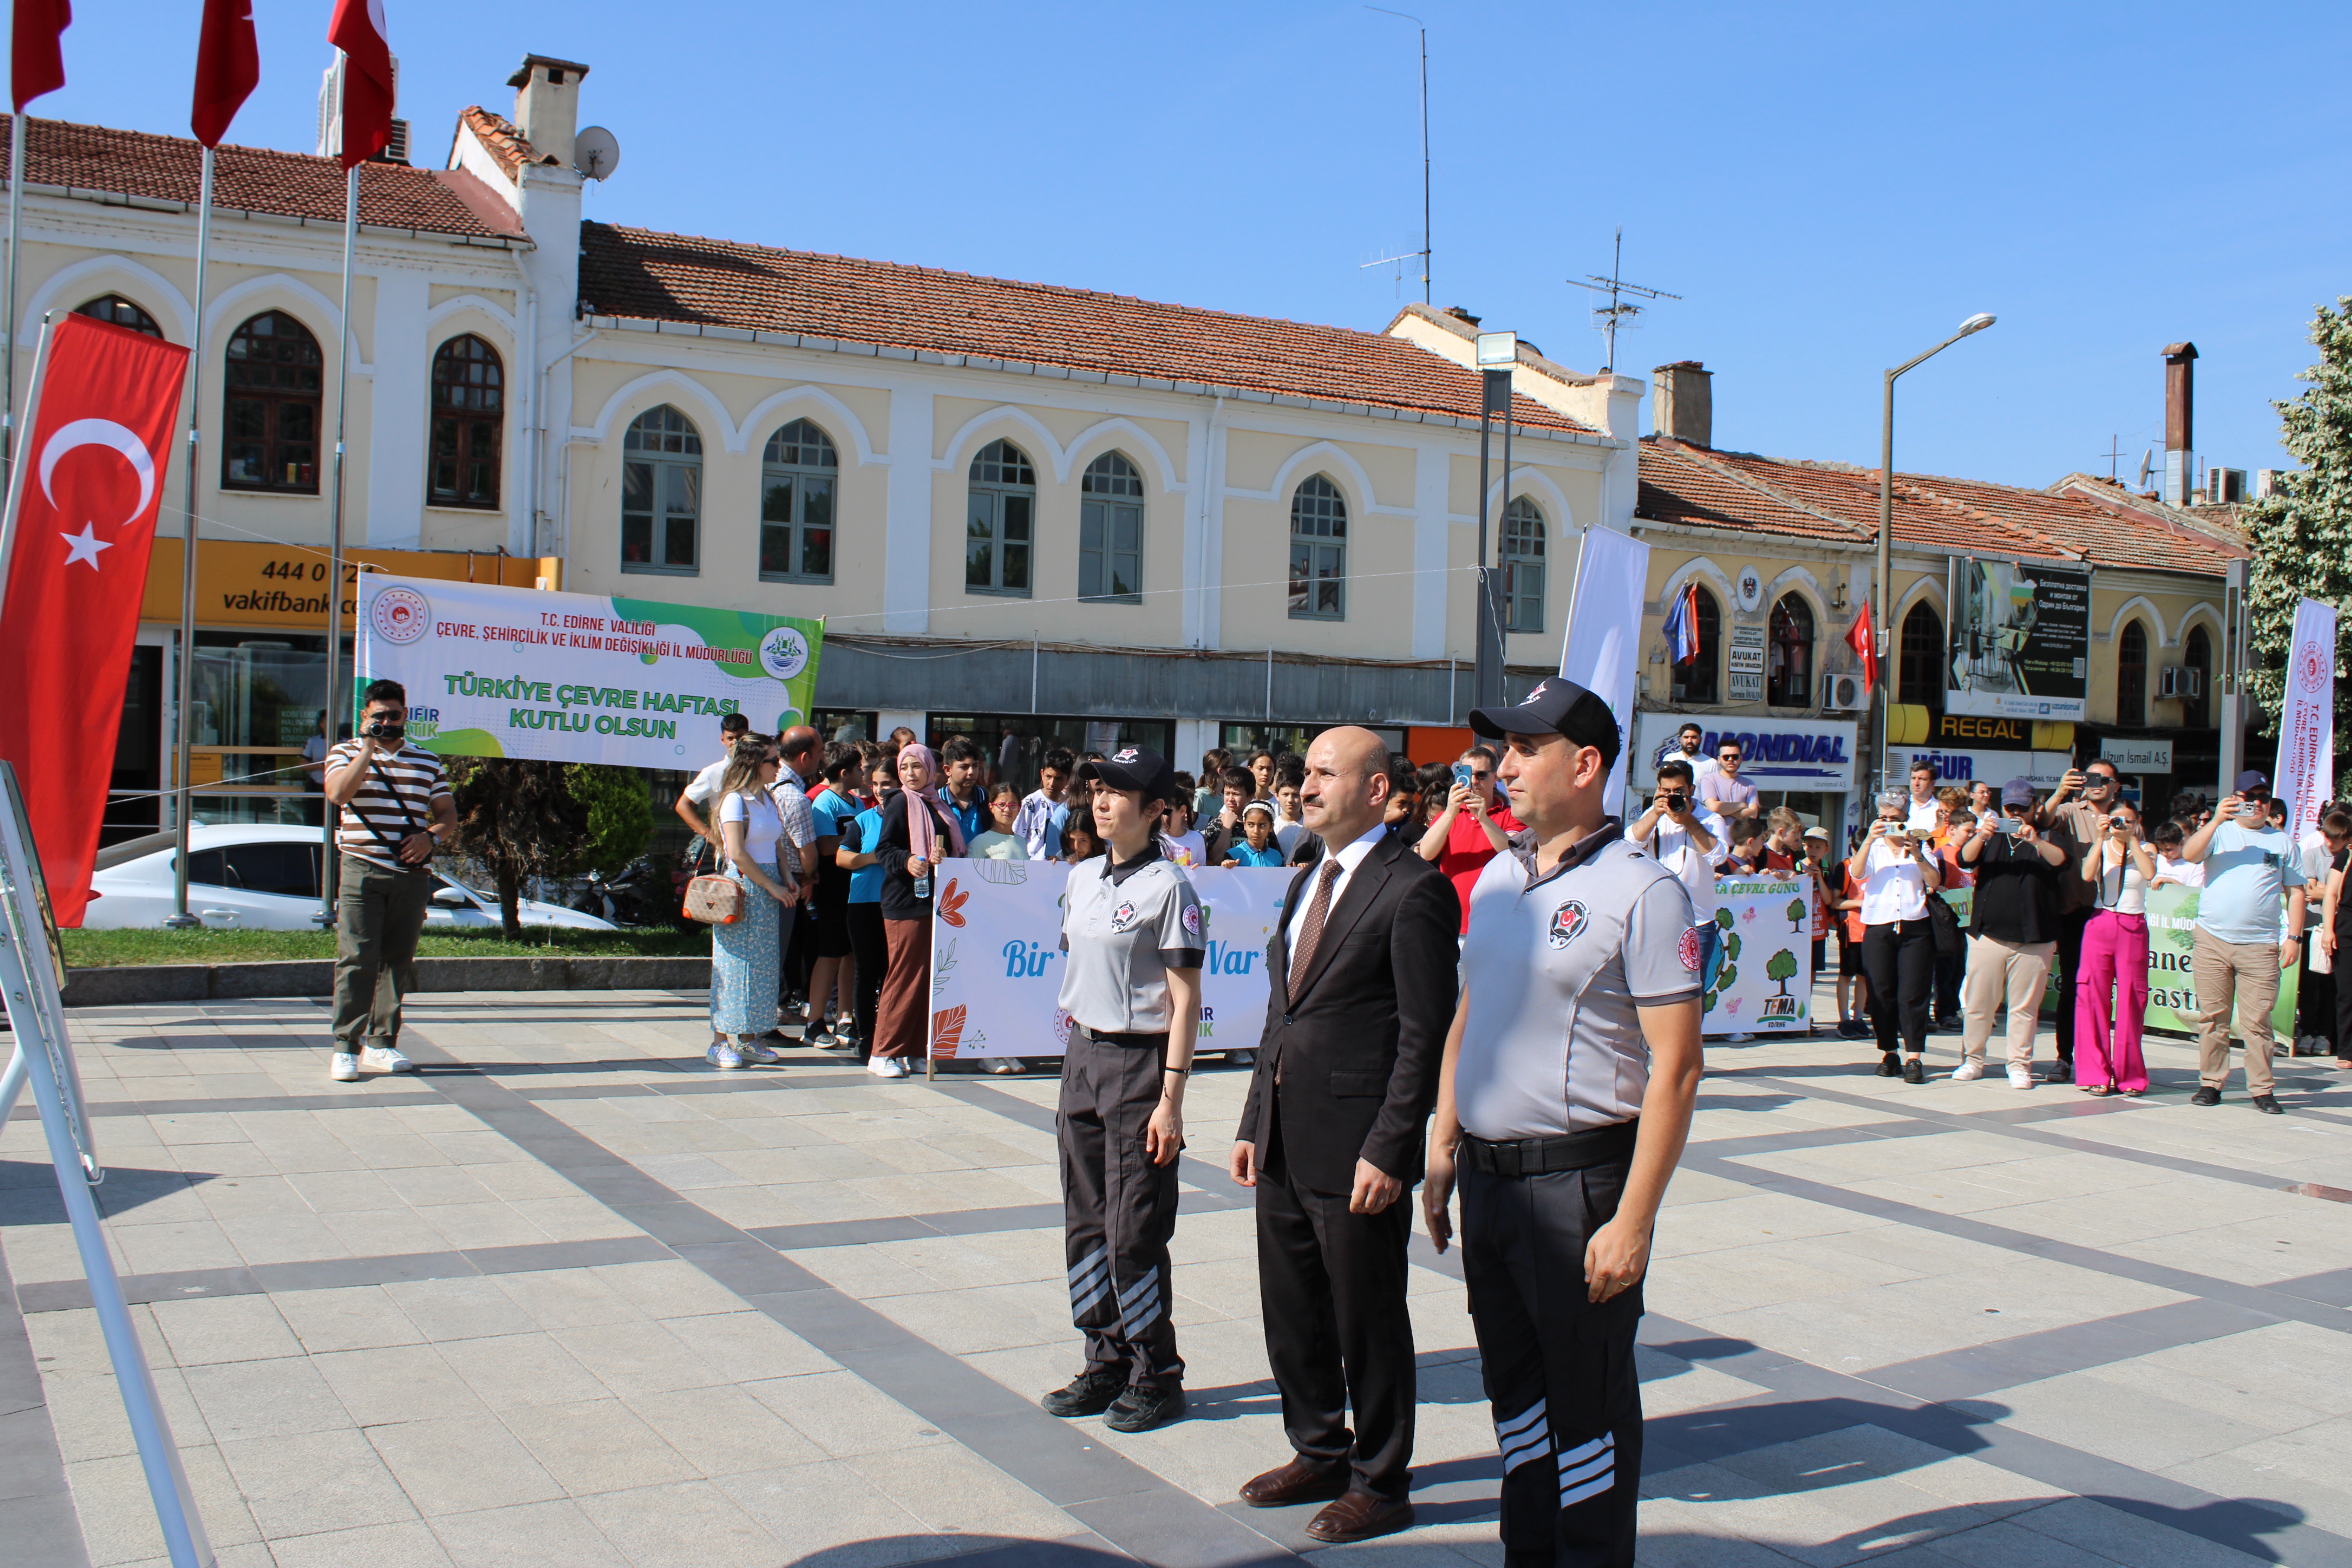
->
xmin=1953 ymin=780 xmax=2069 ymax=1087
xmin=321 ymin=681 xmax=456 ymax=1082
xmin=1848 ymin=792 xmax=1943 ymax=1081
xmin=1632 ymin=760 xmax=1729 ymax=955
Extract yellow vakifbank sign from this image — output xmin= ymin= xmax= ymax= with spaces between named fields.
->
xmin=141 ymin=540 xmax=562 ymax=631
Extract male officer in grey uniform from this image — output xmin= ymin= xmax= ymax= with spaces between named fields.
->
xmin=1423 ymin=679 xmax=1707 ymax=1568
xmin=1040 ymin=746 xmax=1206 ymax=1434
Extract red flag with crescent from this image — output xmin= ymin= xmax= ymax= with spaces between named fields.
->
xmin=0 ymin=313 xmax=190 ymax=924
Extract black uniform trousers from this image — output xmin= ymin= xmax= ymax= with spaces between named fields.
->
xmin=1255 ymin=1105 xmax=1416 ymax=1499
xmin=1861 ymin=919 xmax=1935 ymax=1055
xmin=1057 ymin=1026 xmax=1183 ymax=1389
xmin=1461 ymin=1156 xmax=1643 ymax=1568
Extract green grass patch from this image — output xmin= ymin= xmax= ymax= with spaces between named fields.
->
xmin=61 ymin=923 xmax=711 ymax=968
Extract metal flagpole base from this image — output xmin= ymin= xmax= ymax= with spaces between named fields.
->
xmin=0 ymin=1043 xmax=24 ymax=1129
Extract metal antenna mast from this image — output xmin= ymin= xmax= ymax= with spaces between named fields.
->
xmin=2101 ymin=434 xmax=2125 ymax=482
xmin=1364 ymin=7 xmax=1430 ymax=303
xmin=1567 ymin=227 xmax=1680 ymax=371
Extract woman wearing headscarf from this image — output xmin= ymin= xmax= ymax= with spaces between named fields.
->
xmin=870 ymin=742 xmax=966 ymax=1079
xmin=708 ymin=737 xmax=798 ymax=1070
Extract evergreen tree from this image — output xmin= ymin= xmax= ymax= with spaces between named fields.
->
xmin=2240 ymin=296 xmax=2352 ymax=792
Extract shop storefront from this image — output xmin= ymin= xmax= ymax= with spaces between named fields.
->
xmin=1632 ymin=711 xmax=1860 ymax=837
xmin=122 ymin=540 xmax=557 ymax=844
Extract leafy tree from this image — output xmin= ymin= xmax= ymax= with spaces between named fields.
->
xmin=1786 ymin=897 xmax=1807 ymax=933
xmin=447 ymin=762 xmax=656 ymax=936
xmin=2242 ymin=297 xmax=2352 ymax=792
xmin=1766 ymin=948 xmax=1798 ymax=996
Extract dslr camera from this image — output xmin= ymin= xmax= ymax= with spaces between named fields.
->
xmin=364 ymin=717 xmax=405 ymax=741
xmin=1658 ymin=789 xmax=1687 ymax=813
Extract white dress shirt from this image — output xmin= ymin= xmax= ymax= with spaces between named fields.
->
xmin=1286 ymin=824 xmax=1390 ymax=954
xmin=1633 ymin=808 xmax=1730 ymax=919
xmin=1905 ymin=793 xmax=1941 ymax=833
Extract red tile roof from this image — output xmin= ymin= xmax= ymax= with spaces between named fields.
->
xmin=456 ymin=107 xmax=556 ymax=180
xmin=1 ymin=116 xmax=525 ymax=241
xmin=1638 ymin=438 xmax=2239 ymax=577
xmin=577 ymin=222 xmax=1597 ymax=434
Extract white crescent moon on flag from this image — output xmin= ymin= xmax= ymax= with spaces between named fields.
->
xmin=39 ymin=419 xmax=157 ymax=522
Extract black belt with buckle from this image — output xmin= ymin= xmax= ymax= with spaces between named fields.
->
xmin=1457 ymin=1120 xmax=1638 ymax=1177
xmin=1072 ymin=1024 xmax=1169 ymax=1048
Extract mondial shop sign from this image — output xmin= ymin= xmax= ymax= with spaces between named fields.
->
xmin=1631 ymin=713 xmax=1858 ymax=792
xmin=355 ymin=573 xmax=823 ymax=769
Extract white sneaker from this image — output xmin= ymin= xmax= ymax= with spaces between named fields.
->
xmin=358 ymin=1045 xmax=413 ymax=1074
xmin=1949 ymin=1060 xmax=1985 ymax=1082
xmin=2007 ymin=1065 xmax=2036 ymax=1090
xmin=867 ymin=1057 xmax=908 ymax=1079
xmin=329 ymin=1051 xmax=360 ymax=1082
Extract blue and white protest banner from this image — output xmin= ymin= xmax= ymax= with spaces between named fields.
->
xmin=927 ymin=861 xmax=1294 ymax=1060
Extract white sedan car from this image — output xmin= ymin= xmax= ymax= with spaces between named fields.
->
xmin=84 ymin=825 xmax=618 ymax=932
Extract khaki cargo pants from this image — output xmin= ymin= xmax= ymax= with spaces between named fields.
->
xmin=332 ymin=854 xmax=433 ymax=1050
xmin=2191 ymin=926 xmax=2279 ymax=1095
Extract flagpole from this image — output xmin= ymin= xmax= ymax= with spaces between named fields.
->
xmin=166 ymin=146 xmax=216 ymax=929
xmin=5 ymin=112 xmax=24 ymax=487
xmin=320 ymin=149 xmax=357 ymax=927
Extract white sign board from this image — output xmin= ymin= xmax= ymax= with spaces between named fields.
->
xmin=2101 ymin=736 xmax=2175 ymax=772
xmin=927 ymin=861 xmax=1296 ymax=1060
xmin=1635 ymin=713 xmax=1859 ymax=792
xmin=1701 ymin=876 xmax=1815 ymax=1035
xmin=1727 ymin=623 xmax=1766 ymax=702
xmin=1888 ymin=747 xmax=2075 ymax=792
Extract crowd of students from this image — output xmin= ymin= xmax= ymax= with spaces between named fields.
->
xmin=1630 ymin=732 xmax=2340 ymax=1112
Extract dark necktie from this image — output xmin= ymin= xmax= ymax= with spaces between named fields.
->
xmin=1288 ymin=858 xmax=1344 ymax=1002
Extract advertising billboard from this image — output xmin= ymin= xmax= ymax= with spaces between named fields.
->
xmin=1946 ymin=558 xmax=2090 ymax=720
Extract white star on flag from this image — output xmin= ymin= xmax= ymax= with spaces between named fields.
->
xmin=60 ymin=523 xmax=112 ymax=569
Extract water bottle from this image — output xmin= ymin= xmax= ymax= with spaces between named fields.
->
xmin=913 ymin=865 xmax=931 ymax=901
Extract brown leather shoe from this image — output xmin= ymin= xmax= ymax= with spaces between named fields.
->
xmin=1305 ymin=1491 xmax=1414 ymax=1543
xmin=1239 ymin=1457 xmax=1349 ymax=1508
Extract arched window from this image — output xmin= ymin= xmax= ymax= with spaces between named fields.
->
xmin=1768 ymin=594 xmax=1816 ymax=707
xmin=76 ymin=294 xmax=161 ymax=337
xmin=966 ymin=439 xmax=1035 ymax=596
xmin=2117 ymin=619 xmax=2148 ymax=727
xmin=760 ymin=419 xmax=837 ymax=583
xmin=2183 ymin=623 xmax=2212 ymax=729
xmin=1671 ymin=585 xmax=1721 ymax=704
xmin=1897 ymin=600 xmax=1943 ymax=706
xmin=427 ymin=334 xmax=502 ymax=509
xmin=1288 ymin=475 xmax=1347 ymax=620
xmin=1079 ymin=451 xmax=1143 ymax=603
xmin=223 ymin=311 xmax=322 ymax=493
xmin=621 ymin=405 xmax=702 ymax=573
xmin=1502 ymin=496 xmax=1545 ymax=634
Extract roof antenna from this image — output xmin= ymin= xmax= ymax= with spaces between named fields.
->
xmin=1360 ymin=8 xmax=1430 ymax=305
xmin=1567 ymin=227 xmax=1680 ymax=372
xmin=2099 ymin=434 xmax=2125 ymax=482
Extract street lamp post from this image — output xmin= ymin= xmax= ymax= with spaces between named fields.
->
xmin=1874 ymin=312 xmax=1995 ymax=796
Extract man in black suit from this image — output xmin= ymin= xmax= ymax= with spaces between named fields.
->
xmin=1230 ymin=726 xmax=1460 ymax=1543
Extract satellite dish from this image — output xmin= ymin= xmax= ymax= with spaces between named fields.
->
xmin=573 ymin=126 xmax=620 ymax=181
xmin=2137 ymin=449 xmax=2153 ymax=488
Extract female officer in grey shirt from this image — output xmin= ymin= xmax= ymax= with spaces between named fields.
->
xmin=1038 ymin=746 xmax=1205 ymax=1435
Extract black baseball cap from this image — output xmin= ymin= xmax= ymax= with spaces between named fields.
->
xmin=2235 ymin=769 xmax=2269 ymax=793
xmin=1468 ymin=677 xmax=1621 ymax=769
xmin=1079 ymin=744 xmax=1181 ymax=802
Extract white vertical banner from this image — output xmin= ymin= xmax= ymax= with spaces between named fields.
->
xmin=1559 ymin=526 xmax=1651 ymax=805
xmin=2274 ymin=597 xmax=2339 ymax=837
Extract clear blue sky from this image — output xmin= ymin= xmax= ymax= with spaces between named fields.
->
xmin=19 ymin=2 xmax=2349 ymax=490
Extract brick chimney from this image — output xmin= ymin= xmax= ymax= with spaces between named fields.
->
xmin=508 ymin=55 xmax=590 ymax=170
xmin=2162 ymin=341 xmax=2197 ymax=505
xmin=1652 ymin=361 xmax=1712 ymax=447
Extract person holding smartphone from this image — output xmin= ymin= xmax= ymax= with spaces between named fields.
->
xmin=1954 ymin=780 xmax=2069 ymax=1087
xmin=2076 ymin=798 xmax=2157 ymax=1095
xmin=1418 ymin=746 xmax=1520 ymax=937
xmin=2179 ymin=770 xmax=2306 ymax=1112
xmin=1847 ymin=791 xmax=1942 ymax=1081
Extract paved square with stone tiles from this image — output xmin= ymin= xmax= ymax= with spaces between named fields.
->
xmin=7 ymin=982 xmax=2352 ymax=1567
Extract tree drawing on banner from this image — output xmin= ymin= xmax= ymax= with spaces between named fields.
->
xmin=1766 ymin=947 xmax=1798 ymax=996
xmin=1786 ymin=897 xmax=1807 ymax=933
xmin=1702 ymin=907 xmax=1743 ymax=1013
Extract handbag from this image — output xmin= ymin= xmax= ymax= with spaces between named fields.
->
xmin=680 ymin=838 xmax=747 ymax=926
xmin=1923 ymin=891 xmax=1965 ymax=958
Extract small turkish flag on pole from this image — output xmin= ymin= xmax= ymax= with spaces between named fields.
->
xmin=0 ymin=313 xmax=190 ymax=924
xmin=191 ymin=0 xmax=259 ymax=148
xmin=326 ymin=0 xmax=393 ymax=168
xmin=12 ymin=0 xmax=70 ymax=112
xmin=1845 ymin=603 xmax=1879 ymax=694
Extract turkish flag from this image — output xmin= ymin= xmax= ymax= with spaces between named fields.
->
xmin=1845 ymin=603 xmax=1878 ymax=694
xmin=12 ymin=0 xmax=70 ymax=111
xmin=191 ymin=0 xmax=259 ymax=148
xmin=326 ymin=0 xmax=393 ymax=169
xmin=0 ymin=314 xmax=189 ymax=925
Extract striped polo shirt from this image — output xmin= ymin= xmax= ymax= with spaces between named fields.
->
xmin=326 ymin=740 xmax=451 ymax=871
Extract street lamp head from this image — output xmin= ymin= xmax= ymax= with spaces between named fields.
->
xmin=1474 ymin=330 xmax=1518 ymax=369
xmin=1958 ymin=312 xmax=1996 ymax=336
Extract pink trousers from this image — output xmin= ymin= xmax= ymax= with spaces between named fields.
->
xmin=2074 ymin=910 xmax=2149 ymax=1092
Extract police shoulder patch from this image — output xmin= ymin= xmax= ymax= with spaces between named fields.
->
xmin=1181 ymin=903 xmax=1201 ymax=938
xmin=1547 ymin=900 xmax=1589 ymax=949
xmin=1678 ymin=925 xmax=1705 ymax=972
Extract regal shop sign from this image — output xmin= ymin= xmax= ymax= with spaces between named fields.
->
xmin=1632 ymin=713 xmax=1858 ymax=792
xmin=928 ymin=861 xmax=1296 ymax=1060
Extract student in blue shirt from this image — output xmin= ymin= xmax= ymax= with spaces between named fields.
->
xmin=2181 ymin=769 xmax=2308 ymax=1113
xmin=804 ymin=744 xmax=866 ymax=1051
xmin=1226 ymin=801 xmax=1288 ymax=867
xmin=833 ymin=757 xmax=899 ymax=1063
